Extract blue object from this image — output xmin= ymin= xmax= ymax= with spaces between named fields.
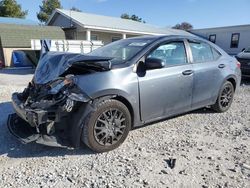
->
xmin=12 ymin=51 xmax=33 ymax=67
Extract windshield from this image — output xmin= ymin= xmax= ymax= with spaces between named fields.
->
xmin=88 ymin=38 xmax=155 ymax=64
xmin=244 ymin=47 xmax=250 ymax=53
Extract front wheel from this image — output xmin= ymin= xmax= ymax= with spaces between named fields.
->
xmin=81 ymin=99 xmax=131 ymax=152
xmin=212 ymin=81 xmax=235 ymax=112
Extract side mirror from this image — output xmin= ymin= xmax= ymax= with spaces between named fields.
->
xmin=242 ymin=48 xmax=245 ymax=52
xmin=145 ymin=57 xmax=165 ymax=70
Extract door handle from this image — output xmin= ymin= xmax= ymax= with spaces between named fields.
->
xmin=218 ymin=64 xmax=226 ymax=69
xmin=182 ymin=70 xmax=194 ymax=75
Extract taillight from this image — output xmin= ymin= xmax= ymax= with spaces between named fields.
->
xmin=236 ymin=61 xmax=241 ymax=68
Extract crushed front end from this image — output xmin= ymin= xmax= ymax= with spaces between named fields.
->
xmin=8 ymin=52 xmax=111 ymax=148
xmin=8 ymin=75 xmax=90 ymax=148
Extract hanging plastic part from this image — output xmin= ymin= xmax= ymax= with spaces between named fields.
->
xmin=64 ymin=98 xmax=74 ymax=112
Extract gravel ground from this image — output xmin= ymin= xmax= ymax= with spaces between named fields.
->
xmin=0 ymin=69 xmax=249 ymax=188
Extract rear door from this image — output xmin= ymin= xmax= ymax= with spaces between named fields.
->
xmin=138 ymin=40 xmax=194 ymax=122
xmin=187 ymin=40 xmax=225 ymax=108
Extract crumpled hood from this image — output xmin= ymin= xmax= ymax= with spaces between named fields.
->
xmin=34 ymin=52 xmax=112 ymax=84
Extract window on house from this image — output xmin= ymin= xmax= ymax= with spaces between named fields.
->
xmin=91 ymin=34 xmax=98 ymax=41
xmin=209 ymin=34 xmax=216 ymax=43
xmin=230 ymin=33 xmax=240 ymax=48
xmin=112 ymin=37 xmax=122 ymax=42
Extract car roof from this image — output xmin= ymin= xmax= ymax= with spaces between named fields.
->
xmin=126 ymin=34 xmax=200 ymax=41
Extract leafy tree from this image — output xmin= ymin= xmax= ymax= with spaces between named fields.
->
xmin=172 ymin=22 xmax=193 ymax=30
xmin=0 ymin=0 xmax=28 ymax=18
xmin=37 ymin=0 xmax=62 ymax=23
xmin=121 ymin=13 xmax=146 ymax=23
xmin=70 ymin=7 xmax=81 ymax=12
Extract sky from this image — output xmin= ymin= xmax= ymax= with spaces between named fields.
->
xmin=16 ymin=0 xmax=250 ymax=29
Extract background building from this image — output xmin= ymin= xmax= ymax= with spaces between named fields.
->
xmin=0 ymin=17 xmax=65 ymax=67
xmin=191 ymin=25 xmax=250 ymax=55
xmin=47 ymin=9 xmax=191 ymax=44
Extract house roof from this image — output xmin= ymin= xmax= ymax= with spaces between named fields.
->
xmin=0 ymin=24 xmax=65 ymax=48
xmin=191 ymin=24 xmax=250 ymax=32
xmin=48 ymin=9 xmax=192 ymax=36
xmin=0 ymin=17 xmax=37 ymax=25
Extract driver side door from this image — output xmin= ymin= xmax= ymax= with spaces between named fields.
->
xmin=138 ymin=40 xmax=194 ymax=123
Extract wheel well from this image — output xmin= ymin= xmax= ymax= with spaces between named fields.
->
xmin=113 ymin=96 xmax=134 ymax=127
xmin=227 ymin=78 xmax=236 ymax=91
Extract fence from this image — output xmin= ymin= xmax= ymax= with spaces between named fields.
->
xmin=31 ymin=40 xmax=104 ymax=54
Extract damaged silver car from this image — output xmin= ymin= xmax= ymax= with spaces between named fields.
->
xmin=8 ymin=35 xmax=241 ymax=152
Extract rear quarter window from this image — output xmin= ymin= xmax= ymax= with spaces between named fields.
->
xmin=189 ymin=42 xmax=220 ymax=63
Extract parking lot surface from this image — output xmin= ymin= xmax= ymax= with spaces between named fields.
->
xmin=0 ymin=69 xmax=249 ymax=187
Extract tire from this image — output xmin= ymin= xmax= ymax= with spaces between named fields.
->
xmin=212 ymin=81 xmax=235 ymax=113
xmin=81 ymin=99 xmax=131 ymax=152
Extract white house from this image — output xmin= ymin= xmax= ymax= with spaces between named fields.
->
xmin=191 ymin=25 xmax=250 ymax=55
xmin=47 ymin=9 xmax=192 ymax=44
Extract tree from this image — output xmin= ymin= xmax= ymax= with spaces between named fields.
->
xmin=0 ymin=0 xmax=28 ymax=18
xmin=172 ymin=22 xmax=193 ymax=30
xmin=121 ymin=13 xmax=146 ymax=23
xmin=70 ymin=7 xmax=81 ymax=12
xmin=37 ymin=0 xmax=62 ymax=23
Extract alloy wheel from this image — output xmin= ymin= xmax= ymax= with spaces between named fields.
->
xmin=94 ymin=108 xmax=126 ymax=146
xmin=219 ymin=84 xmax=233 ymax=108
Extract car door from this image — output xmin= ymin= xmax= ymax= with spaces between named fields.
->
xmin=187 ymin=40 xmax=225 ymax=109
xmin=138 ymin=40 xmax=194 ymax=123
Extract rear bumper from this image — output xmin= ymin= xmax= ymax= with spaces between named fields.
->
xmin=241 ymin=67 xmax=250 ymax=77
xmin=237 ymin=58 xmax=250 ymax=76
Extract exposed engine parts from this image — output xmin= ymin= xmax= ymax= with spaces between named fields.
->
xmin=14 ymin=74 xmax=90 ymax=132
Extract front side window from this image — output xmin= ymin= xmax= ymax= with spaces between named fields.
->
xmin=231 ymin=33 xmax=240 ymax=48
xmin=147 ymin=42 xmax=187 ymax=66
xmin=189 ymin=42 xmax=214 ymax=63
xmin=209 ymin=34 xmax=216 ymax=43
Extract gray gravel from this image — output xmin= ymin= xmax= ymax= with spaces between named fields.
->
xmin=0 ymin=69 xmax=249 ymax=188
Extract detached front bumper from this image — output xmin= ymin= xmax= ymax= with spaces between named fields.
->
xmin=8 ymin=93 xmax=72 ymax=148
xmin=12 ymin=93 xmax=49 ymax=127
xmin=7 ymin=113 xmax=40 ymax=144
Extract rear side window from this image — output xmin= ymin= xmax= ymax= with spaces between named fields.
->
xmin=189 ymin=42 xmax=220 ymax=63
xmin=148 ymin=42 xmax=187 ymax=66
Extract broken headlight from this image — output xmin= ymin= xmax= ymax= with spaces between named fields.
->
xmin=48 ymin=74 xmax=75 ymax=95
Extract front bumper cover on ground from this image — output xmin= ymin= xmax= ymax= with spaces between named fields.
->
xmin=7 ymin=113 xmax=72 ymax=148
xmin=9 ymin=93 xmax=73 ymax=148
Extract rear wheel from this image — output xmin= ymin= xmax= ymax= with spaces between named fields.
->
xmin=81 ymin=99 xmax=131 ymax=152
xmin=212 ymin=81 xmax=235 ymax=112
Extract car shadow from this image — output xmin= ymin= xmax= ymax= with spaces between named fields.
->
xmin=0 ymin=101 xmax=95 ymax=159
xmin=133 ymin=107 xmax=215 ymax=131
